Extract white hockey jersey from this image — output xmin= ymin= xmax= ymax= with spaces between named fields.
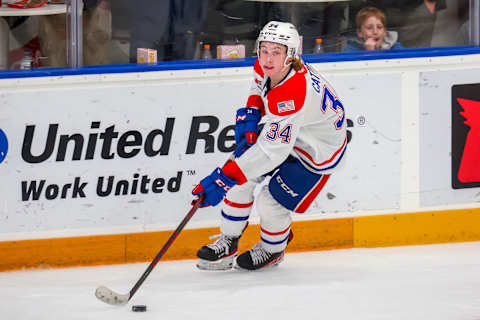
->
xmin=235 ymin=59 xmax=347 ymax=180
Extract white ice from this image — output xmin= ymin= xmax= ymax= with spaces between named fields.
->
xmin=1 ymin=241 xmax=480 ymax=320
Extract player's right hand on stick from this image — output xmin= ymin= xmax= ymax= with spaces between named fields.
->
xmin=235 ymin=107 xmax=261 ymax=145
xmin=192 ymin=168 xmax=237 ymax=207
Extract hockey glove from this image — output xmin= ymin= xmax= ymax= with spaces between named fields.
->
xmin=235 ymin=107 xmax=262 ymax=145
xmin=233 ymin=123 xmax=265 ymax=158
xmin=233 ymin=139 xmax=250 ymax=158
xmin=192 ymin=167 xmax=237 ymax=207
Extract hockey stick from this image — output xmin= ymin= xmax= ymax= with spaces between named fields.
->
xmin=95 ymin=194 xmax=205 ymax=306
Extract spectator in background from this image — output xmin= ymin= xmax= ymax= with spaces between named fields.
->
xmin=38 ymin=0 xmax=112 ymax=67
xmin=300 ymin=3 xmax=348 ymax=53
xmin=455 ymin=20 xmax=469 ymax=45
xmin=170 ymin=0 xmax=209 ymax=60
xmin=126 ymin=0 xmax=209 ymax=62
xmin=347 ymin=0 xmax=446 ymax=49
xmin=269 ymin=2 xmax=347 ymax=53
xmin=125 ymin=1 xmax=170 ymax=62
xmin=200 ymin=0 xmax=263 ymax=58
xmin=386 ymin=0 xmax=447 ymax=48
xmin=455 ymin=0 xmax=471 ymax=46
xmin=344 ymin=6 xmax=403 ymax=52
xmin=83 ymin=0 xmax=111 ymax=65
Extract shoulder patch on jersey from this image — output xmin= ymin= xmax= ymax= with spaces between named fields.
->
xmin=277 ymin=100 xmax=295 ymax=113
xmin=267 ymin=70 xmax=307 ymax=116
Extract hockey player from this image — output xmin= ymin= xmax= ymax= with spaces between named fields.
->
xmin=192 ymin=21 xmax=347 ymax=271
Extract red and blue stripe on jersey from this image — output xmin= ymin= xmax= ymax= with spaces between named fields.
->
xmin=294 ymin=137 xmax=347 ymax=174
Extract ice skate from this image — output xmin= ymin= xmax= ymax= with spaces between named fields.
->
xmin=196 ymin=234 xmax=240 ymax=271
xmin=235 ymin=242 xmax=285 ymax=271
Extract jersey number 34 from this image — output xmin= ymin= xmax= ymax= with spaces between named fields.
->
xmin=266 ymin=123 xmax=293 ymax=143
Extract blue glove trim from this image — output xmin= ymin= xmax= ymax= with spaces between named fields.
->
xmin=194 ymin=168 xmax=237 ymax=207
xmin=235 ymin=107 xmax=262 ymax=144
xmin=233 ymin=139 xmax=250 ymax=158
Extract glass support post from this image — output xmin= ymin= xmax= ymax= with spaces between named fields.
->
xmin=470 ymin=0 xmax=480 ymax=45
xmin=66 ymin=0 xmax=83 ymax=68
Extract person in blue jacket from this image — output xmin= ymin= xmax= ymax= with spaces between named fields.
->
xmin=345 ymin=6 xmax=403 ymax=52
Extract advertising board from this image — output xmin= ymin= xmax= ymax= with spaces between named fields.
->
xmin=0 ymin=70 xmax=402 ymax=238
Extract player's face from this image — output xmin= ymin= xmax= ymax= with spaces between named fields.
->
xmin=357 ymin=16 xmax=386 ymax=44
xmin=258 ymin=42 xmax=288 ymax=78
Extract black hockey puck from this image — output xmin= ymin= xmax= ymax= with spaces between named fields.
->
xmin=132 ymin=305 xmax=147 ymax=312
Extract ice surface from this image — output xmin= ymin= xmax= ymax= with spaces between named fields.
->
xmin=1 ymin=241 xmax=479 ymax=320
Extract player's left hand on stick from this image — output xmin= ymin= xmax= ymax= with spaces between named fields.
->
xmin=192 ymin=168 xmax=238 ymax=207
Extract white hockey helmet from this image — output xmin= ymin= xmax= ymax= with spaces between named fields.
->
xmin=257 ymin=21 xmax=300 ymax=65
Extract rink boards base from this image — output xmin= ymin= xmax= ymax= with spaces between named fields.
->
xmin=1 ymin=207 xmax=480 ymax=271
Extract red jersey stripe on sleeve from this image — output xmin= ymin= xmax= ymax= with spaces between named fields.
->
xmin=222 ymin=160 xmax=248 ymax=185
xmin=246 ymin=95 xmax=265 ymax=115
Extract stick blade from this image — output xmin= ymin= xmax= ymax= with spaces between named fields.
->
xmin=95 ymin=285 xmax=130 ymax=306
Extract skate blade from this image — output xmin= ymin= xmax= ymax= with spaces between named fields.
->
xmin=233 ymin=262 xmax=281 ymax=271
xmin=196 ymin=256 xmax=235 ymax=271
xmin=233 ymin=255 xmax=284 ymax=271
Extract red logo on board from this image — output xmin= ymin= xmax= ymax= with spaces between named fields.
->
xmin=452 ymin=84 xmax=480 ymax=189
xmin=456 ymin=98 xmax=480 ymax=183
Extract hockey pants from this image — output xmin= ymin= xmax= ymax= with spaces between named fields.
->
xmin=220 ymin=178 xmax=292 ymax=253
